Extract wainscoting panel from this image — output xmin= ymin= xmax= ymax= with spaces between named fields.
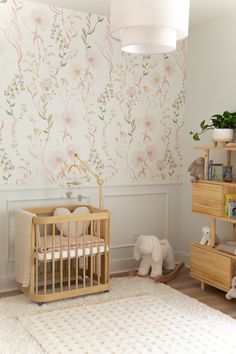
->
xmin=0 ymin=183 xmax=182 ymax=291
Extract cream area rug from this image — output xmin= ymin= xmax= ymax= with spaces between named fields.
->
xmin=1 ymin=277 xmax=236 ymax=354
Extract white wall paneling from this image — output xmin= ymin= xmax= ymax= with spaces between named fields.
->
xmin=0 ymin=183 xmax=182 ymax=291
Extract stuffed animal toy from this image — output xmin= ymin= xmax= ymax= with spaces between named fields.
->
xmin=134 ymin=235 xmax=175 ymax=277
xmin=225 ymin=276 xmax=236 ymax=300
xmin=200 ymin=226 xmax=211 ymax=246
xmin=188 ymin=156 xmax=205 ymax=182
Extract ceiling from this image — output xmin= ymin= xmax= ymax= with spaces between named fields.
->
xmin=30 ymin=0 xmax=236 ymax=28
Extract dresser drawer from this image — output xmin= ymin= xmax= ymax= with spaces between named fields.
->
xmin=192 ymin=182 xmax=224 ymax=217
xmin=190 ymin=243 xmax=233 ymax=291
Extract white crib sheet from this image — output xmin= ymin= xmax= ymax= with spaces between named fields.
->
xmin=36 ymin=234 xmax=109 ymax=261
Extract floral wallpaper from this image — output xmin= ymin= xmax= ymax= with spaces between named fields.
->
xmin=0 ymin=0 xmax=187 ymax=187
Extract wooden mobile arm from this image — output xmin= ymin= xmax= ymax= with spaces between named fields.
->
xmin=68 ymin=153 xmax=104 ymax=209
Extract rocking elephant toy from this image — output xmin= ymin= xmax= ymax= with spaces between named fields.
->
xmin=134 ymin=235 xmax=176 ymax=277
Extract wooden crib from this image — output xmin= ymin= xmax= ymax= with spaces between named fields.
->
xmin=17 ymin=205 xmax=110 ymax=303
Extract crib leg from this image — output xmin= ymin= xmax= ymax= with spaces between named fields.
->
xmin=101 ymin=255 xmax=108 ymax=284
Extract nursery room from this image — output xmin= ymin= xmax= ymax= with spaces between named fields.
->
xmin=1 ymin=0 xmax=236 ymax=352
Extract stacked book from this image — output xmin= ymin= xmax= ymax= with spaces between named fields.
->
xmin=217 ymin=241 xmax=236 ymax=255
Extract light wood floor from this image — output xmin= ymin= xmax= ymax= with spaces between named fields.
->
xmin=1 ymin=268 xmax=236 ymax=318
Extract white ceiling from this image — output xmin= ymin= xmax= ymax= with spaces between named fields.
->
xmin=30 ymin=0 xmax=236 ymax=28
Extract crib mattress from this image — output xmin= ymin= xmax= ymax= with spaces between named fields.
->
xmin=36 ymin=234 xmax=109 ymax=261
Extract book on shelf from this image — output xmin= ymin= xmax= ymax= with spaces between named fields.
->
xmin=225 ymin=194 xmax=236 ymax=216
xmin=209 ymin=163 xmax=223 ymax=182
xmin=216 ymin=243 xmax=236 ymax=255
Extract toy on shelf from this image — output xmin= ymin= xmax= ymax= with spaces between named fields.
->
xmin=200 ymin=226 xmax=211 ymax=246
xmin=188 ymin=157 xmax=205 ymax=182
xmin=225 ymin=276 xmax=236 ymax=300
xmin=129 ymin=235 xmax=184 ymax=283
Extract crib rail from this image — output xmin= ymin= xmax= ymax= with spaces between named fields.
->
xmin=27 ymin=205 xmax=110 ymax=303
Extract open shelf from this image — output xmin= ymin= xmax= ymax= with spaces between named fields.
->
xmin=195 ymin=180 xmax=236 ymax=187
xmin=194 ymin=146 xmax=236 ymax=151
xmin=193 ymin=211 xmax=236 ymax=224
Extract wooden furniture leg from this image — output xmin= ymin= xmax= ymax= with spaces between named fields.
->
xmin=210 ymin=218 xmax=216 ymax=247
xmin=201 ymin=282 xmax=205 ymax=290
xmin=204 ymin=149 xmax=209 ymax=180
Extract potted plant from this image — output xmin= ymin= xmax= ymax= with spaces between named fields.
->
xmin=190 ymin=111 xmax=236 ymax=141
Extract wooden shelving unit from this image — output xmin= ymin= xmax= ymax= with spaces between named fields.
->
xmin=190 ymin=146 xmax=236 ymax=292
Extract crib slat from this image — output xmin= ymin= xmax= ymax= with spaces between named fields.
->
xmin=30 ymin=225 xmax=35 ymax=295
xmin=105 ymin=218 xmax=109 ymax=283
xmin=52 ymin=223 xmax=55 ymax=293
xmin=90 ymin=221 xmax=94 ymax=286
xmin=60 ymin=224 xmax=63 ymax=291
xmin=68 ymin=222 xmax=71 ymax=290
xmin=97 ymin=220 xmax=101 ymax=285
xmin=35 ymin=225 xmax=39 ymax=295
xmin=44 ymin=224 xmax=47 ymax=295
xmin=75 ymin=221 xmax=79 ymax=289
xmin=107 ymin=218 xmax=110 ymax=280
xmin=83 ymin=222 xmax=86 ymax=288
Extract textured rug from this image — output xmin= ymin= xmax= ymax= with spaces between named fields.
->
xmin=1 ymin=277 xmax=236 ymax=354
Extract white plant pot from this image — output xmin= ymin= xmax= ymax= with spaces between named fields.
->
xmin=212 ymin=128 xmax=234 ymax=142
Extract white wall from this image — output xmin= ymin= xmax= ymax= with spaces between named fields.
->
xmin=180 ymin=13 xmax=236 ymax=262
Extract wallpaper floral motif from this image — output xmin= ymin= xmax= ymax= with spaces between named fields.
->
xmin=0 ymin=0 xmax=187 ymax=187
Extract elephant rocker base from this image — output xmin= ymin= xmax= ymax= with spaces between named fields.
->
xmin=128 ymin=262 xmax=185 ymax=283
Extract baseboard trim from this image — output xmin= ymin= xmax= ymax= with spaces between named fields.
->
xmin=0 ymin=275 xmax=17 ymax=293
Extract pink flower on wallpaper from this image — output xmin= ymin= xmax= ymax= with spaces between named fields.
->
xmin=31 ymin=8 xmax=49 ymax=31
xmin=69 ymin=63 xmax=82 ymax=80
xmin=127 ymin=86 xmax=136 ymax=97
xmin=48 ymin=150 xmax=65 ymax=169
xmin=85 ymin=50 xmax=99 ymax=69
xmin=150 ymin=72 xmax=162 ymax=87
xmin=40 ymin=78 xmax=52 ymax=91
xmin=143 ymin=115 xmax=156 ymax=131
xmin=164 ymin=59 xmax=176 ymax=77
xmin=146 ymin=145 xmax=158 ymax=162
xmin=61 ymin=110 xmax=78 ymax=129
xmin=132 ymin=151 xmax=145 ymax=168
xmin=66 ymin=144 xmax=80 ymax=159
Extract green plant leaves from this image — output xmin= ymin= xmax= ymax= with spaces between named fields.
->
xmin=190 ymin=111 xmax=236 ymax=140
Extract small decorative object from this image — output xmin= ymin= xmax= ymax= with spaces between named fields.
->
xmin=225 ymin=276 xmax=236 ymax=300
xmin=188 ymin=157 xmax=205 ymax=182
xmin=68 ymin=153 xmax=104 ymax=209
xmin=209 ymin=163 xmax=223 ymax=182
xmin=200 ymin=226 xmax=211 ymax=246
xmin=228 ymin=202 xmax=236 ymax=218
xmin=190 ymin=111 xmax=236 ymax=142
xmin=223 ymin=166 xmax=233 ymax=182
xmin=225 ymin=194 xmax=236 ymax=216
xmin=133 ymin=235 xmax=175 ymax=277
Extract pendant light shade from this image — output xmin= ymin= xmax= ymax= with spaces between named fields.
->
xmin=110 ymin=0 xmax=190 ymax=54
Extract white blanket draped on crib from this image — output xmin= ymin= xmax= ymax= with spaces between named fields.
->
xmin=15 ymin=209 xmax=36 ymax=287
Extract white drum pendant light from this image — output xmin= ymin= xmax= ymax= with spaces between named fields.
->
xmin=110 ymin=0 xmax=190 ymax=54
